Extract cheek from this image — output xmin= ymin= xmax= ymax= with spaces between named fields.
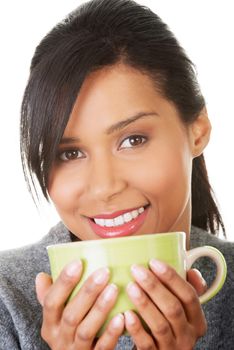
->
xmin=129 ymin=144 xmax=192 ymax=200
xmin=48 ymin=167 xmax=84 ymax=211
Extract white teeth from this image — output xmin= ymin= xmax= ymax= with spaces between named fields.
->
xmin=131 ymin=210 xmax=139 ymax=219
xmin=94 ymin=218 xmax=105 ymax=226
xmin=138 ymin=207 xmax=144 ymax=214
xmin=93 ymin=206 xmax=146 ymax=227
xmin=114 ymin=215 xmax=124 ymax=226
xmin=123 ymin=212 xmax=132 ymax=223
xmin=105 ymin=219 xmax=114 ymax=227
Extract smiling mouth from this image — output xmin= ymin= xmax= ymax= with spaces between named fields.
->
xmin=88 ymin=205 xmax=150 ymax=238
xmin=92 ymin=206 xmax=147 ymax=228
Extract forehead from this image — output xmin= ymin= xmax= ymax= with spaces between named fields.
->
xmin=64 ymin=63 xmax=180 ymax=134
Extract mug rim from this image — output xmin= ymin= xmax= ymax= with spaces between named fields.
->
xmin=47 ymin=231 xmax=185 ymax=251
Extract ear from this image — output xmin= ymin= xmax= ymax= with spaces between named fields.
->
xmin=188 ymin=108 xmax=212 ymax=158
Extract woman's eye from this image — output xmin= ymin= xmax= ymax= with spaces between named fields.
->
xmin=58 ymin=149 xmax=84 ymax=161
xmin=120 ymin=135 xmax=147 ymax=149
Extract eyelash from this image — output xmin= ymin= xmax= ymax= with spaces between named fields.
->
xmin=57 ymin=134 xmax=148 ymax=162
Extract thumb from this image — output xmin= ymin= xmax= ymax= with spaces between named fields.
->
xmin=187 ymin=268 xmax=207 ymax=297
xmin=35 ymin=272 xmax=53 ymax=306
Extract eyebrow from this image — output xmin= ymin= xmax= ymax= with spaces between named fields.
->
xmin=105 ymin=111 xmax=159 ymax=135
xmin=60 ymin=111 xmax=159 ymax=144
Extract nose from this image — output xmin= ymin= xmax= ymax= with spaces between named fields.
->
xmin=86 ymin=153 xmax=127 ymax=202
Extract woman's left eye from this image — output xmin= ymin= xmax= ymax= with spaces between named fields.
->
xmin=119 ymin=135 xmax=147 ymax=149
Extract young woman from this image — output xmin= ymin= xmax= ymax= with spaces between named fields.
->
xmin=0 ymin=0 xmax=233 ymax=349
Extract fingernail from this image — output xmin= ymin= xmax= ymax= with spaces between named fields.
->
xmin=194 ymin=268 xmax=202 ymax=278
xmin=124 ymin=310 xmax=136 ymax=325
xmin=149 ymin=259 xmax=167 ymax=274
xmin=111 ymin=313 xmax=124 ymax=329
xmin=94 ymin=267 xmax=110 ymax=285
xmin=65 ymin=260 xmax=82 ymax=277
xmin=201 ymin=278 xmax=207 ymax=288
xmin=127 ymin=282 xmax=142 ymax=298
xmin=103 ymin=283 xmax=118 ymax=301
xmin=131 ymin=264 xmax=148 ymax=281
xmin=193 ymin=269 xmax=206 ymax=287
xmin=35 ymin=272 xmax=43 ymax=286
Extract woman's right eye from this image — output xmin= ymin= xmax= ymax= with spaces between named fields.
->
xmin=58 ymin=149 xmax=84 ymax=161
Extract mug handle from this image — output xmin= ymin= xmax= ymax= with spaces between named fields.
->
xmin=186 ymin=246 xmax=227 ymax=304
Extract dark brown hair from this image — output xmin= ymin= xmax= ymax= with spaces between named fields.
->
xmin=20 ymin=0 xmax=225 ymax=235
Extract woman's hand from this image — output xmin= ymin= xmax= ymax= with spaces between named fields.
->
xmin=124 ymin=260 xmax=207 ymax=350
xmin=35 ymin=260 xmax=124 ymax=350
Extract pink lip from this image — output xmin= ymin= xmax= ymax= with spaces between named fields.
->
xmin=88 ymin=206 xmax=149 ymax=238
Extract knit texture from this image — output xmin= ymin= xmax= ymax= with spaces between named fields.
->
xmin=0 ymin=222 xmax=233 ymax=349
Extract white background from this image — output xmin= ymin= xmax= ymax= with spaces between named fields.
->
xmin=0 ymin=0 xmax=233 ymax=250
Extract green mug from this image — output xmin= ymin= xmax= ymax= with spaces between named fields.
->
xmin=47 ymin=232 xmax=227 ymax=335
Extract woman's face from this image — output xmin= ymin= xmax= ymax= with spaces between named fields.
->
xmin=48 ymin=64 xmax=197 ymax=242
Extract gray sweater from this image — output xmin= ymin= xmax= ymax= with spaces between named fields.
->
xmin=0 ymin=222 xmax=233 ymax=349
